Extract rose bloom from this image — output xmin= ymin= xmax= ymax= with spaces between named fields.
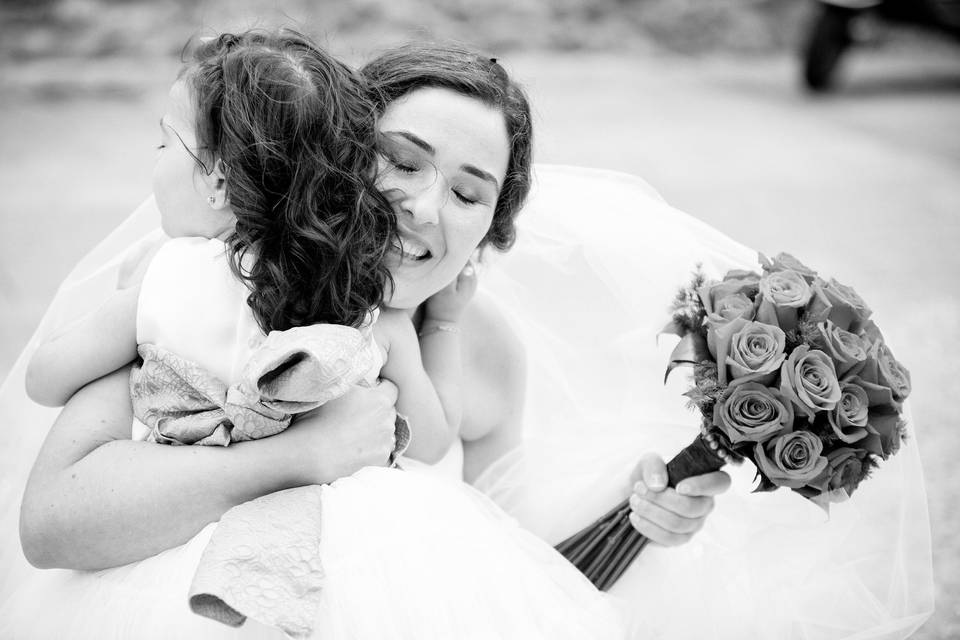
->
xmin=698 ymin=275 xmax=760 ymax=318
xmin=815 ymin=320 xmax=868 ymax=378
xmin=708 ymin=293 xmax=755 ymax=324
xmin=756 ymin=269 xmax=813 ymax=332
xmin=864 ymin=409 xmax=904 ymax=459
xmin=761 ymin=252 xmax=818 ymax=283
xmin=754 ymin=430 xmax=829 ymax=489
xmin=703 ymin=293 xmax=757 ymax=358
xmin=824 ymin=447 xmax=870 ymax=496
xmin=827 ymin=382 xmax=870 ymax=443
xmin=714 ymin=381 xmax=794 ymax=444
xmin=808 ymin=278 xmax=872 ymax=333
xmin=723 ymin=269 xmax=762 ymax=283
xmin=874 ymin=342 xmax=912 ymax=403
xmin=779 ymin=345 xmax=842 ymax=420
xmin=711 ymin=317 xmax=787 ymax=385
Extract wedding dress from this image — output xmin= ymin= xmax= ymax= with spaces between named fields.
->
xmin=0 ymin=165 xmax=933 ymax=639
xmin=0 ymin=205 xmax=622 ymax=639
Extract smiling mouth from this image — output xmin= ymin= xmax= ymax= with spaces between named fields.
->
xmin=393 ymin=237 xmax=432 ymax=262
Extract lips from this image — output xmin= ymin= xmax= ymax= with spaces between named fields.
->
xmin=393 ymin=230 xmax=433 ymax=262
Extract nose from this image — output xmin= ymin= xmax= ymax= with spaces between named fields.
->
xmin=401 ymin=182 xmax=444 ymax=226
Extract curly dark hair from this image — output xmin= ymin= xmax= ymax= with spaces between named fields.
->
xmin=181 ymin=29 xmax=395 ymax=332
xmin=361 ymin=43 xmax=533 ymax=251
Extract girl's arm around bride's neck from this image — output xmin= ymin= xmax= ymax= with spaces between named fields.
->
xmin=19 ymin=367 xmax=399 ymax=570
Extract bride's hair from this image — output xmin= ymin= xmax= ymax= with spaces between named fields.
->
xmin=180 ymin=30 xmax=395 ymax=332
xmin=361 ymin=43 xmax=533 ymax=252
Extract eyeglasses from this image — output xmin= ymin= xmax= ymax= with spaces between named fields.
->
xmin=375 ymin=132 xmax=494 ymax=209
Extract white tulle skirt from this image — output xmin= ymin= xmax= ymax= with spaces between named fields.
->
xmin=472 ymin=165 xmax=934 ymax=640
xmin=0 ymin=165 xmax=934 ymax=639
xmin=0 ymin=463 xmax=623 ymax=639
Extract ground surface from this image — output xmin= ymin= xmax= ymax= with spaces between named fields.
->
xmin=1 ymin=41 xmax=958 ymax=638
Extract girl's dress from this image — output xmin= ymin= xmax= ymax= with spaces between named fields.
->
xmin=0 ymin=166 xmax=933 ymax=640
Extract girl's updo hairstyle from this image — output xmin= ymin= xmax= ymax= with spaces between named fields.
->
xmin=181 ymin=30 xmax=395 ymax=332
xmin=361 ymin=43 xmax=533 ymax=251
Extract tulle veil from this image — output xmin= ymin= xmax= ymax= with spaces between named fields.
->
xmin=0 ymin=165 xmax=934 ymax=639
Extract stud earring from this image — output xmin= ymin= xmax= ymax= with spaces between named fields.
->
xmin=208 ymin=195 xmax=216 ymax=205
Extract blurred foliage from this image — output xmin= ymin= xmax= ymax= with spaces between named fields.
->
xmin=0 ymin=0 xmax=809 ymax=63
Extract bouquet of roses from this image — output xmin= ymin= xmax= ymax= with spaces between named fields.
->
xmin=555 ymin=252 xmax=912 ymax=590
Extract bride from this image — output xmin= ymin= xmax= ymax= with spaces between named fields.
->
xmin=0 ymin=40 xmax=933 ymax=639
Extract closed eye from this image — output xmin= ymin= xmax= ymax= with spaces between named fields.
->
xmin=453 ymin=190 xmax=480 ymax=205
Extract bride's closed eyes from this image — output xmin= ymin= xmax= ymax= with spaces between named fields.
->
xmin=377 ymin=132 xmax=497 ymax=208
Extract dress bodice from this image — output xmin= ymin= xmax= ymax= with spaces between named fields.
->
xmin=136 ymin=237 xmax=270 ymax=385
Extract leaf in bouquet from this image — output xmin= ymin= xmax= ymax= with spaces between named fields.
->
xmin=751 ymin=468 xmax=780 ymax=493
xmin=664 ymin=332 xmax=710 ymax=384
xmin=796 ymin=317 xmax=824 ymax=348
xmin=783 ymin=327 xmax=807 ymax=354
xmin=668 ymin=267 xmax=709 ymax=335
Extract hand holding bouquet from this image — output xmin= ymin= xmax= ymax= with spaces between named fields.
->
xmin=556 ymin=252 xmax=912 ymax=590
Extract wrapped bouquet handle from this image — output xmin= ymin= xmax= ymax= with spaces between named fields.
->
xmin=555 ymin=429 xmax=730 ymax=590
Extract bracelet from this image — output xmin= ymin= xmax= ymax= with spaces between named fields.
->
xmin=418 ymin=322 xmax=461 ymax=338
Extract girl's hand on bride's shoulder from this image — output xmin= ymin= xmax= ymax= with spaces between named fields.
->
xmin=627 ymin=453 xmax=731 ymax=546
xmin=281 ymin=381 xmax=399 ymax=485
xmin=424 ymin=262 xmax=478 ymax=323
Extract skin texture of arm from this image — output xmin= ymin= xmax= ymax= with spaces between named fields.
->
xmin=19 ymin=367 xmax=399 ymax=570
xmin=375 ymin=308 xmax=457 ymax=463
xmin=24 ymin=286 xmax=140 ymax=407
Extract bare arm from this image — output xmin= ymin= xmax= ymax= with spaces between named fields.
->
xmin=377 ymin=265 xmax=476 ymax=463
xmin=376 ymin=310 xmax=456 ymax=464
xmin=25 ymin=286 xmax=139 ymax=407
xmin=20 ymin=367 xmax=399 ymax=570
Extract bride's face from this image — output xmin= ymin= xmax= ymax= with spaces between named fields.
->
xmin=153 ymin=79 xmax=233 ymax=238
xmin=377 ymin=87 xmax=510 ymax=309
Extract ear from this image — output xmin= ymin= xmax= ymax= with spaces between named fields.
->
xmin=206 ymin=159 xmax=230 ymax=210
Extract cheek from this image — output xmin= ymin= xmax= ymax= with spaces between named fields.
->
xmin=442 ymin=209 xmax=493 ymax=259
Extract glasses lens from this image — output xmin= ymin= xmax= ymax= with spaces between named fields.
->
xmin=376 ymin=134 xmax=442 ymax=197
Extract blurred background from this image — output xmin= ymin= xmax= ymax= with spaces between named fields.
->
xmin=0 ymin=0 xmax=958 ymax=636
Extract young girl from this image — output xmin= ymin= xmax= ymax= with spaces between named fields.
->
xmin=16 ymin=29 xmax=623 ymax=639
xmin=25 ymin=30 xmax=467 ymax=465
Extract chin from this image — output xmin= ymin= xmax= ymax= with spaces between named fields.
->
xmin=383 ymin=287 xmax=427 ymax=311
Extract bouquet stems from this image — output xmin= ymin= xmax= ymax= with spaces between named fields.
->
xmin=555 ymin=434 xmax=727 ymax=591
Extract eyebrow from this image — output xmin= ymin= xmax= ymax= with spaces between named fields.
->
xmin=459 ymin=164 xmax=500 ymax=192
xmin=387 ymin=130 xmax=502 ymax=192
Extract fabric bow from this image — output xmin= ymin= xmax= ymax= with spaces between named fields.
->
xmin=130 ymin=323 xmax=380 ymax=446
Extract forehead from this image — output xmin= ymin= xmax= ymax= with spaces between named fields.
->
xmin=379 ymin=87 xmax=510 ymax=180
xmin=162 ymin=79 xmax=196 ymax=132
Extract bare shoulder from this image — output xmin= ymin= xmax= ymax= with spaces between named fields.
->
xmin=459 ymin=292 xmax=527 ymax=441
xmin=372 ymin=307 xmax=415 ymax=353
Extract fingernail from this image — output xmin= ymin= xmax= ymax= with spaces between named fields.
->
xmin=649 ymin=473 xmax=667 ymax=490
xmin=629 ymin=493 xmax=639 ymax=509
xmin=677 ymin=482 xmax=691 ymax=495
xmin=633 ymin=481 xmax=647 ymax=495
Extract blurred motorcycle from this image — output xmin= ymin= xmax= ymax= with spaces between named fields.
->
xmin=801 ymin=0 xmax=960 ymax=91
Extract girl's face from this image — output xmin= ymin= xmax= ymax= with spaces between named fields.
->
xmin=153 ymin=79 xmax=234 ymax=238
xmin=376 ymin=87 xmax=510 ymax=310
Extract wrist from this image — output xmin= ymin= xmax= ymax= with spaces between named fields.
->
xmin=418 ymin=317 xmax=461 ymax=338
